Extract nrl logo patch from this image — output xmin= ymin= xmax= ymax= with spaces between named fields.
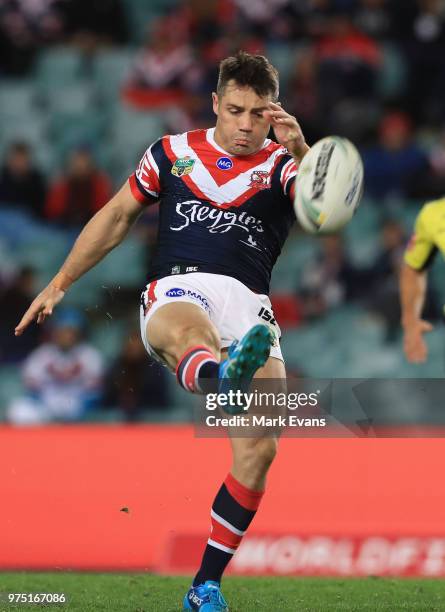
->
xmin=249 ymin=170 xmax=270 ymax=190
xmin=171 ymin=156 xmax=195 ymax=177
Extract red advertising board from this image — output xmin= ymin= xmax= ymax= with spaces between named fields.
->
xmin=1 ymin=425 xmax=445 ymax=575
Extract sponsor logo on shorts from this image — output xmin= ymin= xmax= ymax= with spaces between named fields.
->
xmin=258 ymin=306 xmax=277 ymax=326
xmin=258 ymin=307 xmax=279 ymax=347
xmin=165 ymin=288 xmax=210 ymax=312
xmin=166 ymin=288 xmax=185 ymax=297
xmin=216 ymin=157 xmax=233 ymax=170
xmin=171 ymin=156 xmax=195 ymax=177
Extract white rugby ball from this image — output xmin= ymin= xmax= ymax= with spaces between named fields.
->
xmin=294 ymin=136 xmax=364 ymax=234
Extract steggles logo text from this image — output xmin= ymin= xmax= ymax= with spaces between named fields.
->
xmin=170 ymin=200 xmax=264 ymax=235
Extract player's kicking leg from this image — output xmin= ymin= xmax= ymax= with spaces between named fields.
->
xmin=145 ymin=301 xmax=277 ymax=611
xmin=146 ymin=302 xmax=272 ymax=398
xmin=183 ymin=358 xmax=285 ymax=612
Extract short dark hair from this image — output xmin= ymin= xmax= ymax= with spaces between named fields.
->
xmin=217 ymin=51 xmax=279 ymax=101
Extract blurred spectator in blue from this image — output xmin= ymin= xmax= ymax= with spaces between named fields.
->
xmin=7 ymin=308 xmax=104 ymax=425
xmin=61 ymin=0 xmax=128 ymax=51
xmin=0 ymin=142 xmax=47 ymax=217
xmin=0 ymin=0 xmax=65 ymax=75
xmin=362 ymin=111 xmax=429 ymax=201
xmin=45 ymin=146 xmax=111 ymax=228
xmin=0 ymin=266 xmax=40 ymax=363
xmin=298 ymin=235 xmax=364 ymax=320
xmin=104 ymin=331 xmax=169 ymax=422
xmin=365 ymin=218 xmax=406 ymax=341
xmin=365 ymin=218 xmax=439 ymax=340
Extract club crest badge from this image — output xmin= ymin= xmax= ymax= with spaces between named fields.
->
xmin=249 ymin=170 xmax=270 ymax=190
xmin=171 ymin=156 xmax=195 ymax=177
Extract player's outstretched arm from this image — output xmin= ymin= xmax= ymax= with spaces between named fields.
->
xmin=399 ymin=261 xmax=433 ymax=363
xmin=15 ymin=181 xmax=147 ymax=336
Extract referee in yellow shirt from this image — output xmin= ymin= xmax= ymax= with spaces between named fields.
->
xmin=400 ymin=197 xmax=445 ymax=362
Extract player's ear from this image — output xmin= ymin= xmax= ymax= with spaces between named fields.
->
xmin=212 ymin=92 xmax=219 ymax=116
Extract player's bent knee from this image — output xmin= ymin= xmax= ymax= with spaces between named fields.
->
xmin=172 ymin=323 xmax=220 ymax=362
xmin=146 ymin=303 xmax=221 ymax=365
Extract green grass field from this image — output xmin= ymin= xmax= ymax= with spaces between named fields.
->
xmin=0 ymin=573 xmax=444 ymax=611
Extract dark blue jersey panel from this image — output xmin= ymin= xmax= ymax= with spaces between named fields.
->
xmin=142 ymin=135 xmax=296 ymax=295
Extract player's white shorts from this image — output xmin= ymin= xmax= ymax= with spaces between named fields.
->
xmin=139 ymin=272 xmax=283 ymax=363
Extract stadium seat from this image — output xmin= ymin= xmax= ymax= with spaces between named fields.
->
xmin=49 ymin=112 xmax=106 ymax=167
xmin=0 ymin=81 xmax=36 ymax=120
xmin=90 ymin=319 xmax=128 ymax=363
xmin=86 ymin=234 xmax=147 ymax=289
xmin=92 ymin=49 xmax=135 ymax=98
xmin=47 ymin=85 xmax=94 ymax=114
xmin=0 ymin=366 xmax=23 ymax=415
xmin=123 ymin=0 xmax=178 ymax=43
xmin=0 ymin=115 xmax=48 ymax=153
xmin=271 ymin=232 xmax=320 ymax=292
xmin=266 ymin=43 xmax=305 ymax=91
xmin=109 ymin=107 xmax=165 ymax=181
xmin=34 ymin=48 xmax=86 ymax=90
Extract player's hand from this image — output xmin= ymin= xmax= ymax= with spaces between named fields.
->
xmin=403 ymin=319 xmax=433 ymax=363
xmin=266 ymin=102 xmax=309 ymax=161
xmin=15 ymin=284 xmax=66 ymax=336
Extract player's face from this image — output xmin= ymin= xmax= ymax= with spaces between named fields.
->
xmin=212 ymin=81 xmax=273 ymax=156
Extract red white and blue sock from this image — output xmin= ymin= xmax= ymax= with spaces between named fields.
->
xmin=193 ymin=473 xmax=264 ymax=586
xmin=176 ymin=345 xmax=219 ymax=393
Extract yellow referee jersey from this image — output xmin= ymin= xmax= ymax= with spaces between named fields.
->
xmin=404 ymin=197 xmax=445 ymax=271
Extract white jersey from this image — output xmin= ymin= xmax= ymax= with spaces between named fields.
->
xmin=11 ymin=342 xmax=104 ymax=422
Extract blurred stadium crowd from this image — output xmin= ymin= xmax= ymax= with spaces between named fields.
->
xmin=1 ymin=0 xmax=445 ymax=424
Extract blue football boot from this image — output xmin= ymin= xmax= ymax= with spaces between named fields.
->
xmin=219 ymin=324 xmax=273 ymax=415
xmin=183 ymin=580 xmax=229 ymax=611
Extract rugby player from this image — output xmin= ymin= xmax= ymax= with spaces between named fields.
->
xmin=400 ymin=197 xmax=445 ymax=363
xmin=15 ymin=51 xmax=309 ymax=611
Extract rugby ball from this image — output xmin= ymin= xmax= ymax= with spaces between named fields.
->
xmin=294 ymin=136 xmax=364 ymax=234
